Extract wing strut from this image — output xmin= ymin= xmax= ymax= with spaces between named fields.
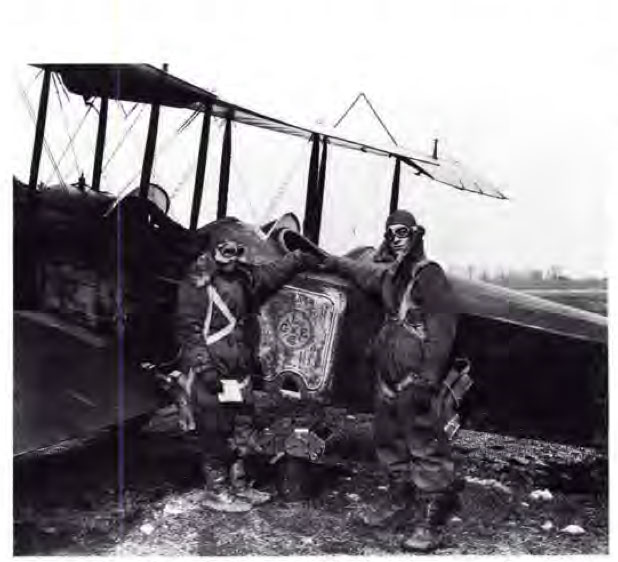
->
xmin=139 ymin=65 xmax=169 ymax=199
xmin=314 ymin=136 xmax=329 ymax=242
xmin=190 ymin=104 xmax=212 ymax=230
xmin=29 ymin=69 xmax=52 ymax=190
xmin=217 ymin=117 xmax=233 ymax=219
xmin=390 ymin=157 xmax=402 ymax=213
xmin=91 ymin=97 xmax=108 ymax=191
xmin=303 ymin=134 xmax=321 ymax=242
xmin=139 ymin=102 xmax=161 ymax=198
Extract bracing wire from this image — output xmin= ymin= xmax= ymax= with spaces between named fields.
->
xmin=115 ymin=169 xmax=143 ymax=201
xmin=25 ymin=68 xmax=44 ymax=94
xmin=151 ymin=110 xmax=199 ymax=180
xmin=259 ymin=143 xmax=308 ymax=223
xmin=358 ymin=93 xmax=399 ymax=147
xmin=114 ymin=101 xmax=139 ymax=121
xmin=332 ymin=93 xmax=363 ymax=129
xmin=17 ymin=78 xmax=67 ymax=189
xmin=167 ymin=155 xmax=199 ymax=225
xmin=45 ymin=103 xmax=93 ymax=184
xmin=230 ymin=160 xmax=258 ymax=222
xmin=332 ymin=92 xmax=400 ymax=240
xmin=117 ymin=101 xmax=129 ymax=119
xmin=51 ymin=73 xmax=82 ymax=179
xmin=124 ymin=102 xmax=139 ymax=120
xmin=177 ymin=109 xmax=200 ymax=134
xmin=56 ymin=72 xmax=72 ymax=106
xmin=170 ymin=155 xmax=198 ymax=201
xmin=114 ymin=108 xmax=200 ymax=200
xmin=333 ymin=92 xmax=399 ymax=146
xmin=101 ymin=104 xmax=147 ymax=175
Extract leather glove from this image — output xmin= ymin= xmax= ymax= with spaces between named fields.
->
xmin=319 ymin=254 xmax=340 ymax=273
xmin=299 ymin=251 xmax=324 ymax=270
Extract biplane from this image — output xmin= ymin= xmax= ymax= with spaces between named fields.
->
xmin=13 ymin=64 xmax=607 ymax=460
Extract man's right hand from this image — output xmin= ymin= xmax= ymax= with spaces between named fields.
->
xmin=300 ymin=251 xmax=327 ymax=270
xmin=319 ymin=254 xmax=340 ymax=272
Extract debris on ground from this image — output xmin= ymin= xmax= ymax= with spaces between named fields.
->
xmin=139 ymin=523 xmax=155 ymax=536
xmin=561 ymin=525 xmax=586 ymax=535
xmin=13 ymin=420 xmax=607 ymax=556
xmin=530 ymin=489 xmax=553 ymax=501
xmin=464 ymin=476 xmax=513 ymax=495
xmin=163 ymin=504 xmax=184 ymax=515
xmin=162 ymin=494 xmax=200 ymax=516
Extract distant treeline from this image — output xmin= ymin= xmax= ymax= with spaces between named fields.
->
xmin=453 ymin=266 xmax=607 ymax=291
xmin=449 ymin=267 xmax=607 ymax=315
xmin=487 ymin=275 xmax=607 ymax=291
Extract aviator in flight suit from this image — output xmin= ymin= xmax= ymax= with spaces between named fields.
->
xmin=328 ymin=246 xmax=458 ymax=495
xmin=175 ymin=249 xmax=314 ymax=482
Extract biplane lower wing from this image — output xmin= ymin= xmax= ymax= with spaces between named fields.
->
xmin=14 ymin=311 xmax=161 ymax=456
xmin=451 ymin=276 xmax=606 ymax=345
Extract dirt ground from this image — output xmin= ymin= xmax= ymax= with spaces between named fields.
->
xmin=14 ymin=410 xmax=608 ymax=556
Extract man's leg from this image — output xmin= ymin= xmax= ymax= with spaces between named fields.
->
xmin=359 ymin=394 xmax=416 ymax=527
xmin=398 ymin=385 xmax=460 ymax=552
xmin=192 ymin=374 xmax=252 ymax=512
xmin=228 ymin=404 xmax=272 ymax=505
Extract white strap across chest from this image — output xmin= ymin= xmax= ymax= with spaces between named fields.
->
xmin=398 ymin=259 xmax=431 ymax=322
xmin=203 ymin=285 xmax=237 ymax=345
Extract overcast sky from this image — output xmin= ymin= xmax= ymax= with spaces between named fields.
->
xmin=9 ymin=0 xmax=617 ymax=277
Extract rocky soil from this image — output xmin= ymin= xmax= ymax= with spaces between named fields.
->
xmin=14 ymin=410 xmax=607 ymax=555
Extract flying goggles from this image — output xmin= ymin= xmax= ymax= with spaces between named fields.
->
xmin=385 ymin=224 xmax=421 ymax=241
xmin=214 ymin=240 xmax=246 ymax=263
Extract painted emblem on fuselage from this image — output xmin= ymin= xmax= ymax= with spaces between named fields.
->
xmin=277 ymin=310 xmax=313 ymax=349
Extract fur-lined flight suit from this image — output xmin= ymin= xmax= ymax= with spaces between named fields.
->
xmin=175 ymin=250 xmax=313 ymax=484
xmin=329 ymin=248 xmax=458 ymax=494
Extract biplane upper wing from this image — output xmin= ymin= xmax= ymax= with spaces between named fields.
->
xmin=38 ymin=63 xmax=217 ymax=108
xmin=36 ymin=63 xmax=507 ymax=200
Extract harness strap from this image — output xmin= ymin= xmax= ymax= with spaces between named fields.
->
xmin=440 ymin=360 xmax=473 ymax=407
xmin=203 ymin=285 xmax=237 ymax=345
xmin=377 ymin=376 xmax=397 ymax=401
xmin=397 ymin=258 xmax=433 ymax=322
xmin=183 ymin=368 xmax=196 ymax=397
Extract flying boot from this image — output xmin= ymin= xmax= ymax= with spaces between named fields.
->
xmin=201 ymin=462 xmax=252 ymax=513
xmin=402 ymin=485 xmax=462 ymax=552
xmin=229 ymin=457 xmax=272 ymax=506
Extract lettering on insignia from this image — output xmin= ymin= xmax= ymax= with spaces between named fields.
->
xmin=277 ymin=310 xmax=313 ymax=349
